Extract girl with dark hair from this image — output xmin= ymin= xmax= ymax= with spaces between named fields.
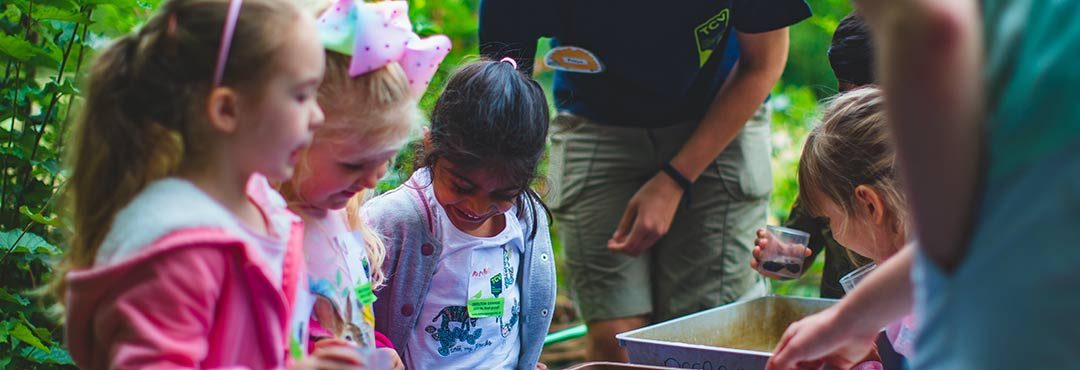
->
xmin=364 ymin=58 xmax=555 ymax=370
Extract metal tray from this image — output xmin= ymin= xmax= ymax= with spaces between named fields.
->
xmin=616 ymin=296 xmax=837 ymax=370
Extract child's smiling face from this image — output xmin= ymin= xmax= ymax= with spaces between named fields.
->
xmin=431 ymin=159 xmax=522 ymax=237
xmin=296 ymin=137 xmax=399 ymax=211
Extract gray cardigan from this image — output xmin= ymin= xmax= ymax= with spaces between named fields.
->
xmin=364 ymin=180 xmax=556 ymax=370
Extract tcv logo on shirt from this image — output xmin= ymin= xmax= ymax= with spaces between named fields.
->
xmin=695 ymin=8 xmax=731 ymax=66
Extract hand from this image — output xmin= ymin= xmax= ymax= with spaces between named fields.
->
xmin=290 ymin=344 xmax=366 ymax=370
xmin=535 ymin=362 xmax=549 ymax=370
xmin=766 ymin=306 xmax=879 ymax=370
xmin=750 ymin=228 xmax=811 ymax=279
xmin=374 ymin=348 xmax=404 ymax=370
xmin=608 ymin=173 xmax=684 ymax=256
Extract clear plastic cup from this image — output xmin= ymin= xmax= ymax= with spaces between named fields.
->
xmin=761 ymin=225 xmax=811 ymax=278
xmin=356 ymin=345 xmax=394 ymax=370
xmin=839 ymin=262 xmax=878 ymax=292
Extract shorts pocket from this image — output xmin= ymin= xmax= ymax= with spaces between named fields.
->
xmin=709 ymin=105 xmax=773 ymax=200
xmin=546 ymin=113 xmax=596 ymax=211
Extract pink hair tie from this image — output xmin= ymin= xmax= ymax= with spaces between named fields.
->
xmin=213 ymin=0 xmax=244 ymax=86
xmin=500 ymin=57 xmax=518 ymax=70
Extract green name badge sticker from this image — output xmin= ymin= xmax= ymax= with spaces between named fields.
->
xmin=355 ymin=282 xmax=377 ymax=306
xmin=467 ymin=297 xmax=505 ymax=318
xmin=289 ymin=337 xmax=304 ymax=360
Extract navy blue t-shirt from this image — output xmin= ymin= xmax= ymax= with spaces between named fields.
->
xmin=480 ymin=0 xmax=811 ymax=127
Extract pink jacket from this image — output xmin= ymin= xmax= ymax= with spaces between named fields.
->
xmin=65 ymin=176 xmax=307 ymax=370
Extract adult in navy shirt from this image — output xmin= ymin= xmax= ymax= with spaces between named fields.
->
xmin=481 ymin=0 xmax=811 ymax=361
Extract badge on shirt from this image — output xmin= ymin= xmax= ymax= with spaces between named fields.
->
xmin=544 ymin=46 xmax=604 ymax=73
xmin=466 ymin=247 xmax=509 ymax=318
xmin=695 ymin=8 xmax=731 ymax=66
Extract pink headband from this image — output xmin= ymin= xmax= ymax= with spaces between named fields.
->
xmin=317 ymin=0 xmax=451 ymax=97
xmin=213 ymin=0 xmax=243 ymax=86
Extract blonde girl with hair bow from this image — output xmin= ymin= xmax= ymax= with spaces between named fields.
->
xmin=280 ymin=0 xmax=450 ymax=368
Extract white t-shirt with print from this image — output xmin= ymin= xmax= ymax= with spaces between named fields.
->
xmin=405 ymin=168 xmax=524 ymax=370
xmin=302 ymin=208 xmax=378 ymax=348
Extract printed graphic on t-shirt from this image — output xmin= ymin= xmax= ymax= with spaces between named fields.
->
xmin=424 ymin=300 xmax=521 ymax=356
xmin=502 ymin=245 xmax=515 ymax=287
xmin=425 ymin=243 xmax=521 ymax=357
xmin=307 ymin=230 xmax=378 ymax=348
xmin=498 ymin=299 xmax=519 ymax=338
xmin=695 ymin=8 xmax=731 ymax=66
xmin=544 ymin=46 xmax=604 ymax=73
xmin=424 ymin=305 xmax=489 ymax=356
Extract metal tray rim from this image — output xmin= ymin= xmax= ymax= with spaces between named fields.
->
xmin=619 ymin=335 xmax=773 ymax=355
xmin=617 ymin=297 xmax=833 ymax=340
xmin=615 ymin=295 xmax=837 ymax=352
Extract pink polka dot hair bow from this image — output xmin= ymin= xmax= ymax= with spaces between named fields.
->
xmin=317 ymin=0 xmax=452 ymax=97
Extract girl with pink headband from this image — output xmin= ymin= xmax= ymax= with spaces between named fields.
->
xmin=55 ymin=0 xmax=366 ymax=368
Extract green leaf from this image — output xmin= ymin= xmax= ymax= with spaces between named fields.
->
xmin=11 ymin=322 xmax=48 ymax=352
xmin=0 ymin=230 xmax=59 ymax=256
xmin=0 ymin=35 xmax=39 ymax=62
xmin=32 ymin=0 xmax=79 ymax=11
xmin=41 ymin=80 xmax=79 ymax=97
xmin=0 ymin=146 xmax=28 ymax=160
xmin=82 ymin=0 xmax=138 ymax=6
xmin=32 ymin=159 xmax=62 ymax=177
xmin=32 ymin=327 xmax=53 ymax=345
xmin=87 ymin=3 xmax=145 ymax=36
xmin=33 ymin=5 xmax=90 ymax=23
xmin=0 ymin=356 xmax=10 ymax=370
xmin=0 ymin=289 xmax=30 ymax=306
xmin=0 ymin=320 xmax=12 ymax=344
xmin=20 ymin=345 xmax=73 ymax=365
xmin=31 ymin=40 xmax=65 ymax=67
xmin=3 ymin=4 xmax=21 ymax=22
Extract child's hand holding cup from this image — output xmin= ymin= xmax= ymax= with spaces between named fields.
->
xmin=751 ymin=225 xmax=811 ymax=279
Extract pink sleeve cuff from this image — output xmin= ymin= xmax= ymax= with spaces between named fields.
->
xmin=374 ymin=330 xmax=394 ymax=349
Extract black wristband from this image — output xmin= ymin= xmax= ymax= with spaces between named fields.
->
xmin=660 ymin=163 xmax=693 ymax=206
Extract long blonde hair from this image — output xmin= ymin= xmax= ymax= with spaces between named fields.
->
xmin=798 ymin=87 xmax=907 ymax=262
xmin=53 ymin=0 xmax=303 ymax=303
xmin=284 ymin=51 xmax=417 ymax=289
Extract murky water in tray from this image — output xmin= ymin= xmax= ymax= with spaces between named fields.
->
xmin=702 ymin=298 xmax=809 ymax=352
xmin=637 ymin=298 xmax=823 ymax=353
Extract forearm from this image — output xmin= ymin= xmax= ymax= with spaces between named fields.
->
xmin=854 ymin=0 xmax=984 ymax=272
xmin=671 ymin=30 xmax=789 ymax=180
xmin=835 ymin=245 xmax=915 ymax=334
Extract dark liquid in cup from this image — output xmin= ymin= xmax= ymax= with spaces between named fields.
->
xmin=762 ymin=261 xmax=802 ymax=274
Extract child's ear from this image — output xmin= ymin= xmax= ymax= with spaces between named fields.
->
xmin=206 ymin=87 xmax=240 ymax=134
xmin=854 ymin=185 xmax=887 ymax=226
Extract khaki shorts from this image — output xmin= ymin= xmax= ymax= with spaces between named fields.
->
xmin=548 ymin=106 xmax=772 ymax=322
